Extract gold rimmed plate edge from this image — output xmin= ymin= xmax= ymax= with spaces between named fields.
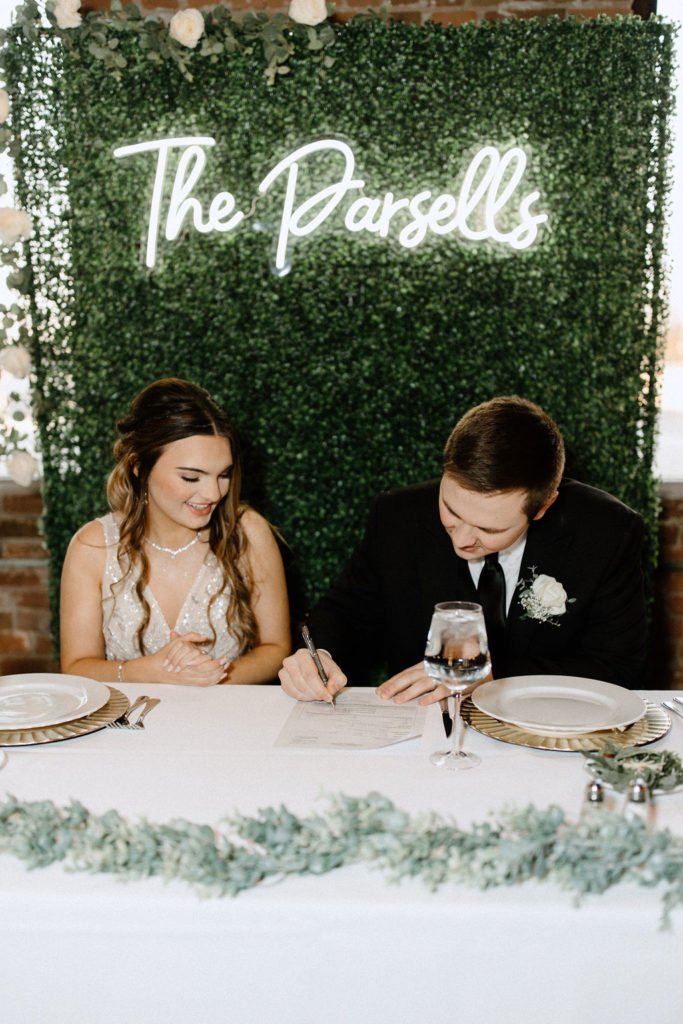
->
xmin=461 ymin=699 xmax=670 ymax=752
xmin=0 ymin=687 xmax=129 ymax=746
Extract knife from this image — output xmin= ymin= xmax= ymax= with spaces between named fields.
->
xmin=130 ymin=697 xmax=161 ymax=729
xmin=441 ymin=697 xmax=453 ymax=737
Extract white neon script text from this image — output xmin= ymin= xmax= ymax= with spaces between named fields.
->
xmin=113 ymin=136 xmax=548 ymax=271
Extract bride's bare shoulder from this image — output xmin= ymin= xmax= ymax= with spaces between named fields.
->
xmin=71 ymin=517 xmax=107 ymax=546
xmin=63 ymin=518 xmax=109 ymax=573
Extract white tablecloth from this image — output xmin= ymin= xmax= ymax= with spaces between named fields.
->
xmin=1 ymin=685 xmax=682 ymax=1023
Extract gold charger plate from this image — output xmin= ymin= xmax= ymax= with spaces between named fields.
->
xmin=461 ymin=699 xmax=670 ymax=752
xmin=0 ymin=687 xmax=128 ymax=746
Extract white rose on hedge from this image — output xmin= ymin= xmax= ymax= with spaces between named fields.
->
xmin=531 ymin=574 xmax=568 ymax=616
xmin=6 ymin=451 xmax=38 ymax=487
xmin=0 ymin=344 xmax=31 ymax=379
xmin=0 ymin=90 xmax=9 ymax=124
xmin=54 ymin=0 xmax=82 ymax=30
xmin=288 ymin=0 xmax=327 ymax=26
xmin=0 ymin=208 xmax=33 ymax=246
xmin=169 ymin=9 xmax=205 ymax=49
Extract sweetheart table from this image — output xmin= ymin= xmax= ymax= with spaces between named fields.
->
xmin=1 ymin=684 xmax=683 ymax=1024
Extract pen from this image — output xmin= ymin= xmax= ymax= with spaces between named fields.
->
xmin=301 ymin=624 xmax=335 ymax=709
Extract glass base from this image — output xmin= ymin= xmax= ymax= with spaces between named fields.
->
xmin=430 ymin=748 xmax=481 ymax=770
xmin=443 ymin=750 xmax=481 ymax=771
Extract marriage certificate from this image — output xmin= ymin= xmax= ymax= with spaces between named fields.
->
xmin=275 ymin=689 xmax=426 ymax=750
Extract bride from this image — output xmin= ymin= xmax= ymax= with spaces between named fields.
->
xmin=60 ymin=378 xmax=290 ymax=686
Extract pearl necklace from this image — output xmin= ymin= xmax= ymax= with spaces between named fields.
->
xmin=145 ymin=533 xmax=200 ymax=560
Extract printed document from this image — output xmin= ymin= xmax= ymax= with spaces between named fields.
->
xmin=275 ymin=689 xmax=426 ymax=749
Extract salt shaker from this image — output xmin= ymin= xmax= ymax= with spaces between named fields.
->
xmin=581 ymin=779 xmax=607 ymax=818
xmin=584 ymin=779 xmax=605 ymax=806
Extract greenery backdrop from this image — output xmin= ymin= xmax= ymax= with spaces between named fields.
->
xmin=0 ymin=12 xmax=675 ymax=637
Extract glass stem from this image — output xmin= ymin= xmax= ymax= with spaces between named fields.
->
xmin=451 ymin=693 xmax=465 ymax=757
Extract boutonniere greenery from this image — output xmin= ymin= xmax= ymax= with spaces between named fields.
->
xmin=516 ymin=567 xmax=575 ymax=626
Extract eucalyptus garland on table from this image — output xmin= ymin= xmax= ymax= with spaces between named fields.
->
xmin=2 ymin=792 xmax=683 ymax=926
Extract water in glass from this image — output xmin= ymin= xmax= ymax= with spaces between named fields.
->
xmin=424 ymin=601 xmax=491 ymax=771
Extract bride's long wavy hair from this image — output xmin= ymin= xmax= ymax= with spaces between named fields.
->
xmin=106 ymin=378 xmax=257 ymax=656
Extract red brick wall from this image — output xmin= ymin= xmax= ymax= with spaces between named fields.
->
xmin=0 ymin=480 xmax=681 ymax=687
xmin=82 ymin=1 xmax=641 ymax=25
xmin=0 ymin=482 xmax=58 ymax=676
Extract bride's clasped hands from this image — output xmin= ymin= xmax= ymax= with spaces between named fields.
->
xmin=145 ymin=630 xmax=231 ymax=687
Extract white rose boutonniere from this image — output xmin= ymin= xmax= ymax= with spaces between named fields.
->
xmin=169 ymin=10 xmax=205 ymax=49
xmin=54 ymin=0 xmax=82 ymax=30
xmin=517 ymin=568 xmax=575 ymax=626
xmin=0 ymin=344 xmax=31 ymax=379
xmin=0 ymin=208 xmax=33 ymax=246
xmin=288 ymin=0 xmax=328 ymax=26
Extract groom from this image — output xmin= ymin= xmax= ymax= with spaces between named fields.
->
xmin=279 ymin=396 xmax=647 ymax=704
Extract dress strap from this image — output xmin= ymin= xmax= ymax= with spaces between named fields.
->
xmin=99 ymin=513 xmax=120 ymax=548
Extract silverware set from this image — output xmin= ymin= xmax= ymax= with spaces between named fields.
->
xmin=107 ymin=695 xmax=161 ymax=730
xmin=661 ymin=696 xmax=683 ymax=721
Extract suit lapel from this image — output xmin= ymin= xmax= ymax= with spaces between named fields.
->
xmin=506 ymin=497 xmax=575 ymax=656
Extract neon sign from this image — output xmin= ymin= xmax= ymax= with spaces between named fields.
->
xmin=113 ymin=136 xmax=549 ymax=273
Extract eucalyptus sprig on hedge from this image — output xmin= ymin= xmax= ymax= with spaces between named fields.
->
xmin=0 ymin=15 xmax=675 ymax=657
xmin=11 ymin=0 xmax=338 ymax=83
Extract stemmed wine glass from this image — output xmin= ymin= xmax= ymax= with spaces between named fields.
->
xmin=424 ymin=601 xmax=491 ymax=771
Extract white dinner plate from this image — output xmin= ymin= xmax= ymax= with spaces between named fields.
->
xmin=0 ymin=673 xmax=110 ymax=730
xmin=472 ymin=675 xmax=646 ymax=738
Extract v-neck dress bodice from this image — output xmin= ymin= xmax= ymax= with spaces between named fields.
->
xmin=99 ymin=514 xmax=242 ymax=663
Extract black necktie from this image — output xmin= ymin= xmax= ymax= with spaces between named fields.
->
xmin=477 ymin=553 xmax=506 ymax=676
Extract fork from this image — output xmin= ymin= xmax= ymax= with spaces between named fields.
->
xmin=127 ymin=697 xmax=161 ymax=730
xmin=662 ymin=700 xmax=683 ymax=722
xmin=107 ymin=695 xmax=149 ymax=729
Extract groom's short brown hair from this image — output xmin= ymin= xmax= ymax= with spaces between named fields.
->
xmin=443 ymin=396 xmax=565 ymax=519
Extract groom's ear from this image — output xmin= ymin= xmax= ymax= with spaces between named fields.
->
xmin=532 ymin=491 xmax=559 ymax=522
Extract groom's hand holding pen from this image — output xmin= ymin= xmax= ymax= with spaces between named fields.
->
xmin=278 ymin=628 xmax=347 ymax=704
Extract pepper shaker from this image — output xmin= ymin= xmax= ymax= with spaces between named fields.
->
xmin=623 ymin=777 xmax=655 ymax=828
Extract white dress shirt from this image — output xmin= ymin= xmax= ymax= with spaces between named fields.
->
xmin=467 ymin=530 xmax=528 ymax=614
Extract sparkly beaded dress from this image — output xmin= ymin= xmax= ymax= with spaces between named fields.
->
xmin=99 ymin=513 xmax=242 ymax=662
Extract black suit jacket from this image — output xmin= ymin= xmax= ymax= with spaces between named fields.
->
xmin=308 ymin=478 xmax=647 ymax=688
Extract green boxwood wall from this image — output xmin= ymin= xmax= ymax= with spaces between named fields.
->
xmin=2 ymin=14 xmax=675 ymax=637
